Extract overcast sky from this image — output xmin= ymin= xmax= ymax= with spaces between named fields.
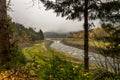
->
xmin=9 ymin=0 xmax=100 ymax=32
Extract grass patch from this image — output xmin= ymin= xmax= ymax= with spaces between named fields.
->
xmin=64 ymin=38 xmax=108 ymax=48
xmin=0 ymin=40 xmax=117 ymax=79
xmin=22 ymin=41 xmax=81 ymax=63
xmin=22 ymin=41 xmax=83 ymax=79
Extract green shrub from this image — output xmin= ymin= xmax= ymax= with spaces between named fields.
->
xmin=41 ymin=56 xmax=93 ymax=80
xmin=3 ymin=44 xmax=26 ymax=69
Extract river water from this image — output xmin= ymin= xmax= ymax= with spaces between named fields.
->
xmin=50 ymin=41 xmax=113 ymax=64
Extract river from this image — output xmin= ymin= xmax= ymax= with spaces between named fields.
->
xmin=50 ymin=40 xmax=117 ymax=68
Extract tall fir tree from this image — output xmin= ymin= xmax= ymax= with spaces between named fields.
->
xmin=40 ymin=0 xmax=120 ymax=70
xmin=39 ymin=29 xmax=44 ymax=40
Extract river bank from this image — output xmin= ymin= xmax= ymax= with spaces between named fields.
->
xmin=50 ymin=41 xmax=106 ymax=63
xmin=61 ymin=40 xmax=99 ymax=54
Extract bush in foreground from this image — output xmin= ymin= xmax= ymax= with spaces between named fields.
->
xmin=42 ymin=55 xmax=93 ymax=80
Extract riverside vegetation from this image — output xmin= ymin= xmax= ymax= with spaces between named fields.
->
xmin=0 ymin=40 xmax=119 ymax=79
xmin=0 ymin=41 xmax=92 ymax=79
xmin=0 ymin=22 xmax=119 ymax=79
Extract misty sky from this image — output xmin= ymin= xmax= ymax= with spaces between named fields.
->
xmin=9 ymin=0 xmax=101 ymax=32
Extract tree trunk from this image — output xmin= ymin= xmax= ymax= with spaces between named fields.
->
xmin=0 ymin=0 xmax=10 ymax=65
xmin=84 ymin=0 xmax=89 ymax=71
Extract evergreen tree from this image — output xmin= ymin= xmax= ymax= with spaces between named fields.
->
xmin=38 ymin=29 xmax=44 ymax=40
xmin=99 ymin=1 xmax=120 ymax=60
xmin=40 ymin=0 xmax=120 ymax=70
xmin=98 ymin=25 xmax=120 ymax=74
xmin=101 ymin=25 xmax=120 ymax=58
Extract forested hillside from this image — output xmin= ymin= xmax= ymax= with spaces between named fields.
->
xmin=44 ymin=28 xmax=107 ymax=40
xmin=12 ymin=22 xmax=44 ymax=43
xmin=66 ymin=28 xmax=107 ymax=40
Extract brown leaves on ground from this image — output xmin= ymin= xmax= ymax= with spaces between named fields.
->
xmin=0 ymin=70 xmax=38 ymax=80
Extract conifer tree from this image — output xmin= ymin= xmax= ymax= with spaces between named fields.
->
xmin=40 ymin=0 xmax=120 ymax=71
xmin=39 ymin=29 xmax=44 ymax=40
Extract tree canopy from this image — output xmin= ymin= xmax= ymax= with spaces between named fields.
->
xmin=40 ymin=0 xmax=120 ymax=23
xmin=39 ymin=0 xmax=120 ymax=70
xmin=12 ymin=22 xmax=44 ymax=42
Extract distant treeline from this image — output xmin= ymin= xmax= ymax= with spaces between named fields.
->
xmin=44 ymin=32 xmax=67 ymax=38
xmin=44 ymin=28 xmax=107 ymax=40
xmin=65 ymin=28 xmax=107 ymax=40
xmin=11 ymin=22 xmax=44 ymax=43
